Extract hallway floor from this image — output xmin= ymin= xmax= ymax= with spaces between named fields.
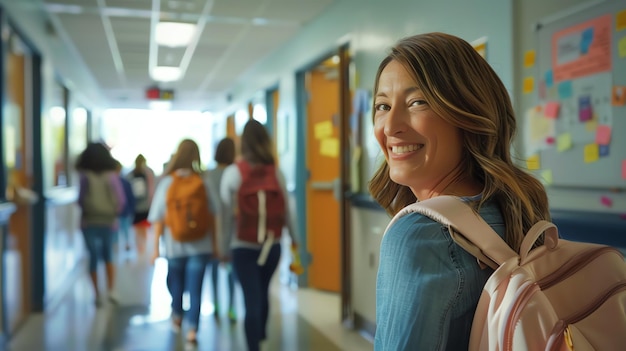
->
xmin=4 ymin=246 xmax=373 ymax=351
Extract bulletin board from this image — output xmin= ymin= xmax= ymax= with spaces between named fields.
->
xmin=526 ymin=1 xmax=626 ymax=189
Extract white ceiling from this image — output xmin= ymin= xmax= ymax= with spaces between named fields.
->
xmin=38 ymin=0 xmax=335 ymax=111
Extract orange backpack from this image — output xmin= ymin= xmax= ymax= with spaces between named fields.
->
xmin=165 ymin=172 xmax=214 ymax=242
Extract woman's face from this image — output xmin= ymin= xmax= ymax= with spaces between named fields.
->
xmin=373 ymin=60 xmax=464 ymax=196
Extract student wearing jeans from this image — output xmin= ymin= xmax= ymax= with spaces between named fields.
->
xmin=148 ymin=139 xmax=219 ymax=348
xmin=76 ymin=142 xmax=126 ymax=307
xmin=205 ymin=137 xmax=238 ymax=322
xmin=220 ymin=120 xmax=299 ymax=351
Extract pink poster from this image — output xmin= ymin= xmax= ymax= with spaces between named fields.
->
xmin=552 ymin=14 xmax=612 ymax=82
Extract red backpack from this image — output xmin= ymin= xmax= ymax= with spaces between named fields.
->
xmin=236 ymin=161 xmax=286 ymax=244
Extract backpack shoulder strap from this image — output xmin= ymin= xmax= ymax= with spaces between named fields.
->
xmin=387 ymin=195 xmax=518 ymax=270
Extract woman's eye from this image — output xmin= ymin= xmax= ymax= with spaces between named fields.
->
xmin=410 ymin=100 xmax=427 ymax=106
xmin=374 ymin=103 xmax=390 ymax=111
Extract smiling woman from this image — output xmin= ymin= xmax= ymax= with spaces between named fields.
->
xmin=369 ymin=32 xmax=550 ymax=351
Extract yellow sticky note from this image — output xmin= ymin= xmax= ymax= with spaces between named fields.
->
xmin=583 ymin=143 xmax=599 ymax=163
xmin=619 ymin=36 xmax=626 ymax=58
xmin=523 ymin=76 xmax=534 ymax=94
xmin=526 ymin=154 xmax=540 ymax=170
xmin=585 ymin=119 xmax=598 ymax=132
xmin=557 ymin=133 xmax=572 ymax=152
xmin=314 ymin=121 xmax=333 ymax=139
xmin=320 ymin=138 xmax=339 ymax=158
xmin=524 ymin=50 xmax=536 ymax=68
xmin=540 ymin=169 xmax=553 ymax=185
xmin=617 ymin=9 xmax=626 ymax=31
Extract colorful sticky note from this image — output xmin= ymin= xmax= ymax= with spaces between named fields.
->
xmin=620 ymin=36 xmax=626 ymax=59
xmin=580 ymin=28 xmax=594 ymax=54
xmin=314 ymin=121 xmax=333 ymax=139
xmin=600 ymin=196 xmax=613 ymax=208
xmin=614 ymin=86 xmax=626 ymax=106
xmin=618 ymin=10 xmax=626 ymax=31
xmin=540 ymin=169 xmax=553 ymax=185
xmin=622 ymin=160 xmax=626 ymax=180
xmin=544 ymin=70 xmax=554 ymax=88
xmin=524 ymin=50 xmax=536 ymax=68
xmin=558 ymin=81 xmax=573 ymax=99
xmin=599 ymin=144 xmax=610 ymax=157
xmin=523 ymin=76 xmax=534 ymax=94
xmin=320 ymin=137 xmax=339 ymax=158
xmin=583 ymin=143 xmax=599 ymax=163
xmin=544 ymin=101 xmax=560 ymax=118
xmin=556 ymin=133 xmax=572 ymax=152
xmin=595 ymin=125 xmax=611 ymax=145
xmin=585 ymin=119 xmax=598 ymax=132
xmin=578 ymin=95 xmax=593 ymax=122
xmin=526 ymin=154 xmax=540 ymax=170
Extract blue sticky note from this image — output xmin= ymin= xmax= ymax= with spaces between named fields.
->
xmin=545 ymin=70 xmax=554 ymax=88
xmin=599 ymin=144 xmax=610 ymax=157
xmin=581 ymin=28 xmax=594 ymax=54
xmin=558 ymin=81 xmax=573 ymax=99
xmin=579 ymin=95 xmax=593 ymax=122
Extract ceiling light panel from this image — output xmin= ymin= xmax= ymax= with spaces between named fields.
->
xmin=155 ymin=21 xmax=197 ymax=47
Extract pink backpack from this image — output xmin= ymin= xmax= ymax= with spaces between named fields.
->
xmin=386 ymin=196 xmax=626 ymax=351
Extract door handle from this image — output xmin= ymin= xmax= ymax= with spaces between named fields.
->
xmin=310 ymin=178 xmax=342 ymax=200
xmin=310 ymin=181 xmax=334 ymax=190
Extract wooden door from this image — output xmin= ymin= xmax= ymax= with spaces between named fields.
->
xmin=306 ymin=66 xmax=341 ymax=292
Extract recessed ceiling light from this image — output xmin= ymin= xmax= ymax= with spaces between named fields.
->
xmin=151 ymin=66 xmax=182 ymax=82
xmin=155 ymin=22 xmax=196 ymax=47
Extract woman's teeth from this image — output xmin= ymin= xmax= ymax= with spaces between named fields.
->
xmin=391 ymin=144 xmax=422 ymax=154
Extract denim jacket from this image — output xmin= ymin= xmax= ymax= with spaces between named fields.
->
xmin=374 ymin=196 xmax=505 ymax=351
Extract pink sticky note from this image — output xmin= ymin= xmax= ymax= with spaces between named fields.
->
xmin=595 ymin=125 xmax=612 ymax=145
xmin=600 ymin=196 xmax=613 ymax=207
xmin=544 ymin=101 xmax=560 ymax=119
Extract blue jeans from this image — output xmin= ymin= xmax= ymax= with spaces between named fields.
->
xmin=116 ymin=214 xmax=133 ymax=246
xmin=82 ymin=225 xmax=114 ymax=272
xmin=209 ymin=259 xmax=237 ymax=312
xmin=232 ymin=245 xmax=281 ymax=351
xmin=167 ymin=254 xmax=211 ymax=330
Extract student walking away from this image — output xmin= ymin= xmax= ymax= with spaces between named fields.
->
xmin=115 ymin=160 xmax=136 ymax=255
xmin=148 ymin=139 xmax=219 ymax=349
xmin=76 ymin=142 xmax=126 ymax=307
xmin=127 ymin=154 xmax=156 ymax=255
xmin=370 ymin=32 xmax=551 ymax=350
xmin=220 ymin=120 xmax=299 ymax=351
xmin=205 ymin=137 xmax=238 ymax=323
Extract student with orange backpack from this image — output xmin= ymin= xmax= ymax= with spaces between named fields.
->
xmin=220 ymin=120 xmax=299 ymax=351
xmin=148 ymin=139 xmax=219 ymax=349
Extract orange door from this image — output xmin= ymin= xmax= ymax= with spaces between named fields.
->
xmin=306 ymin=67 xmax=341 ymax=292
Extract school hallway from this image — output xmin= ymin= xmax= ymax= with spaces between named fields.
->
xmin=3 ymin=238 xmax=374 ymax=351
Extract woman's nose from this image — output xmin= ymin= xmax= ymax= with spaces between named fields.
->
xmin=384 ymin=107 xmax=407 ymax=136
